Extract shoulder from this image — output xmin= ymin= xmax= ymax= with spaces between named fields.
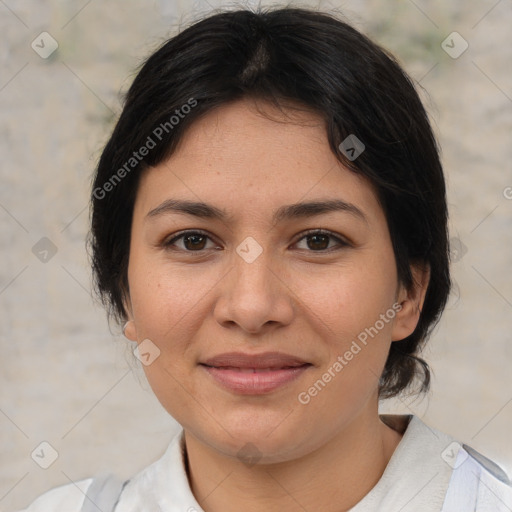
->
xmin=442 ymin=443 xmax=512 ymax=511
xmin=466 ymin=445 xmax=512 ymax=510
xmin=386 ymin=415 xmax=512 ymax=511
xmin=12 ymin=430 xmax=185 ymax=512
xmin=13 ymin=477 xmax=93 ymax=512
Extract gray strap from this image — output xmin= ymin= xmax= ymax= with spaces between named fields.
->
xmin=81 ymin=473 xmax=128 ymax=512
xmin=462 ymin=443 xmax=512 ymax=485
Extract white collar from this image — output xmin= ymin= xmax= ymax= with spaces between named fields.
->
xmin=115 ymin=414 xmax=456 ymax=511
xmin=350 ymin=414 xmax=456 ymax=511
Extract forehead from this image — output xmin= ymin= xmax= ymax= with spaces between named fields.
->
xmin=134 ymin=98 xmax=382 ymax=224
xmin=168 ymin=98 xmax=328 ymax=176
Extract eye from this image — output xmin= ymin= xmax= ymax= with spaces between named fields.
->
xmin=293 ymin=229 xmax=349 ymax=252
xmin=164 ymin=230 xmax=218 ymax=252
xmin=163 ymin=229 xmax=350 ymax=253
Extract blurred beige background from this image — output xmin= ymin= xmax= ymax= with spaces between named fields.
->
xmin=1 ymin=0 xmax=511 ymax=510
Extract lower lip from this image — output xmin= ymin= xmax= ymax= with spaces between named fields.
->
xmin=200 ymin=364 xmax=311 ymax=394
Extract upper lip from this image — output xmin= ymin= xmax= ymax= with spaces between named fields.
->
xmin=200 ymin=351 xmax=311 ymax=369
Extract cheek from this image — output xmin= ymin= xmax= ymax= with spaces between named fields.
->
xmin=128 ymin=256 xmax=210 ymax=339
xmin=127 ymin=263 xmax=208 ymax=422
xmin=299 ymin=257 xmax=397 ymax=340
xmin=297 ymin=275 xmax=397 ymax=419
xmin=301 ymin=253 xmax=398 ymax=389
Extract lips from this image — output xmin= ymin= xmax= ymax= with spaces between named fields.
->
xmin=199 ymin=351 xmax=312 ymax=394
xmin=201 ymin=351 xmax=310 ymax=369
xmin=214 ymin=367 xmax=295 ymax=373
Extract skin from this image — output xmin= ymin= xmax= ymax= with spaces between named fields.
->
xmin=123 ymin=97 xmax=430 ymax=511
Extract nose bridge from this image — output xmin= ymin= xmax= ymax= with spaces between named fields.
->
xmin=232 ymin=236 xmax=275 ymax=303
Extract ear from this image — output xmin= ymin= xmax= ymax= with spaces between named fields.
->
xmin=391 ymin=263 xmax=430 ymax=342
xmin=122 ymin=295 xmax=138 ymax=342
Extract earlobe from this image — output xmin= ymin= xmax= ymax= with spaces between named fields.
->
xmin=122 ymin=295 xmax=138 ymax=342
xmin=391 ymin=263 xmax=430 ymax=342
xmin=122 ymin=319 xmax=138 ymax=341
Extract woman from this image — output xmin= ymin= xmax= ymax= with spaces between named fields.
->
xmin=17 ymin=5 xmax=512 ymax=511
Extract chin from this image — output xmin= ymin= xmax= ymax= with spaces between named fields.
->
xmin=197 ymin=416 xmax=312 ymax=464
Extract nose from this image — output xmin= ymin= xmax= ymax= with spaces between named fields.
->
xmin=213 ymin=242 xmax=295 ymax=335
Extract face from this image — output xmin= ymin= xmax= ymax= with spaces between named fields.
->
xmin=124 ymin=98 xmax=425 ymax=463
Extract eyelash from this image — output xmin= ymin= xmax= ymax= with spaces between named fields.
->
xmin=163 ymin=229 xmax=350 ymax=254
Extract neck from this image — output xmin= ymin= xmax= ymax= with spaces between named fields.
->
xmin=183 ymin=407 xmax=404 ymax=512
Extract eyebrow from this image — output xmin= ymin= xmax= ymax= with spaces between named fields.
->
xmin=146 ymin=198 xmax=367 ymax=224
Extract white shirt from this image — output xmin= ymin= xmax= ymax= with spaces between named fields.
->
xmin=15 ymin=414 xmax=512 ymax=511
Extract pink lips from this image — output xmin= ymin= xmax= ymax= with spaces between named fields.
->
xmin=200 ymin=351 xmax=312 ymax=394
